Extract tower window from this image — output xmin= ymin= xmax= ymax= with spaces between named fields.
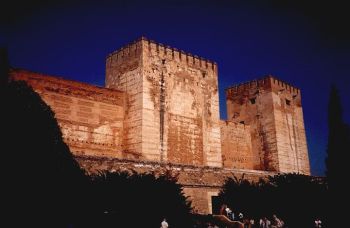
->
xmin=202 ymin=72 xmax=206 ymax=78
xmin=162 ymin=59 xmax=166 ymax=64
xmin=285 ymin=99 xmax=291 ymax=106
xmin=250 ymin=98 xmax=256 ymax=104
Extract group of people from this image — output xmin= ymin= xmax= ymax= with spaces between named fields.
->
xmin=162 ymin=211 xmax=322 ymax=228
xmin=220 ymin=204 xmax=245 ymax=222
xmin=219 ymin=204 xmax=285 ymax=228
xmin=258 ymin=215 xmax=284 ymax=228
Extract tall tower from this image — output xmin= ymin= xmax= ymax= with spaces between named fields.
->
xmin=226 ymin=76 xmax=310 ymax=174
xmin=106 ymin=37 xmax=222 ymax=167
xmin=106 ymin=39 xmax=144 ymax=160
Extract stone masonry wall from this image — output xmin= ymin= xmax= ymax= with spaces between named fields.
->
xmin=269 ymin=78 xmax=310 ymax=174
xmin=10 ymin=69 xmax=126 ymax=158
xmin=139 ymin=37 xmax=222 ymax=167
xmin=106 ymin=41 xmax=143 ymax=159
xmin=220 ymin=120 xmax=255 ymax=169
xmin=226 ymin=77 xmax=278 ymax=171
xmin=226 ymin=76 xmax=310 ymax=174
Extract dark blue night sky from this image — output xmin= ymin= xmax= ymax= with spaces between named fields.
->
xmin=1 ymin=0 xmax=349 ymax=176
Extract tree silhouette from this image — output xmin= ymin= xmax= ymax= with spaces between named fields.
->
xmin=220 ymin=174 xmax=265 ymax=219
xmin=325 ymin=85 xmax=350 ymax=226
xmin=1 ymin=50 xmax=88 ymax=228
xmin=326 ymin=85 xmax=350 ymax=188
xmin=219 ymin=173 xmax=327 ymax=227
xmin=268 ymin=173 xmax=327 ymax=227
xmin=1 ymin=51 xmax=194 ymax=227
xmin=0 ymin=48 xmax=9 ymax=86
xmin=77 ymin=171 xmax=193 ymax=228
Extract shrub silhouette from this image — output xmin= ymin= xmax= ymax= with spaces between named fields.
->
xmin=76 ymin=171 xmax=193 ymax=228
xmin=325 ymin=85 xmax=350 ymax=227
xmin=1 ymin=51 xmax=193 ymax=228
xmin=219 ymin=173 xmax=327 ymax=227
xmin=1 ymin=81 xmax=88 ymax=227
xmin=1 ymin=77 xmax=194 ymax=227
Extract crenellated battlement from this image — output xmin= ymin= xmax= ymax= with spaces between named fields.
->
xmin=10 ymin=68 xmax=125 ymax=105
xmin=225 ymin=75 xmax=300 ymax=95
xmin=106 ymin=38 xmax=143 ymax=68
xmin=106 ymin=37 xmax=143 ymax=59
xmin=107 ymin=36 xmax=217 ymax=71
xmin=269 ymin=75 xmax=300 ymax=94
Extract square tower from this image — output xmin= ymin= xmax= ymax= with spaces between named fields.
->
xmin=106 ymin=39 xmax=143 ymax=159
xmin=226 ymin=76 xmax=310 ymax=174
xmin=106 ymin=37 xmax=222 ymax=167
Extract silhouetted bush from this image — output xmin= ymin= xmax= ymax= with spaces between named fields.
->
xmin=75 ymin=171 xmax=193 ymax=228
xmin=1 ymin=77 xmax=193 ymax=227
xmin=219 ymin=173 xmax=327 ymax=227
xmin=325 ymin=85 xmax=350 ymax=227
xmin=1 ymin=50 xmax=194 ymax=227
xmin=1 ymin=80 xmax=88 ymax=227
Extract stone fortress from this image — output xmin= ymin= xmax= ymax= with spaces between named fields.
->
xmin=10 ymin=37 xmax=310 ymax=214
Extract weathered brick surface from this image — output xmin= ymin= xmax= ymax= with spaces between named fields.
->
xmin=220 ymin=120 xmax=256 ymax=169
xmin=9 ymin=37 xmax=311 ymax=214
xmin=106 ymin=42 xmax=143 ymax=159
xmin=226 ymin=76 xmax=310 ymax=174
xmin=11 ymin=70 xmax=126 ymax=158
xmin=105 ymin=38 xmax=222 ymax=167
xmin=140 ymin=38 xmax=222 ymax=167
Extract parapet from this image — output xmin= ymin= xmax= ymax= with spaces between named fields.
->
xmin=106 ymin=37 xmax=143 ymax=64
xmin=225 ymin=75 xmax=301 ymax=96
xmin=10 ymin=68 xmax=125 ymax=105
xmin=106 ymin=36 xmax=217 ymax=71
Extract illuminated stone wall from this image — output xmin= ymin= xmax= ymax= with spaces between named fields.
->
xmin=11 ymin=70 xmax=125 ymax=158
xmin=226 ymin=76 xmax=310 ymax=174
xmin=105 ymin=38 xmax=222 ymax=167
xmin=220 ymin=120 xmax=256 ymax=169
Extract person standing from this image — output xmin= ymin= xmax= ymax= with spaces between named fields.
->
xmin=238 ymin=212 xmax=244 ymax=222
xmin=225 ymin=207 xmax=234 ymax=220
xmin=161 ymin=218 xmax=169 ymax=228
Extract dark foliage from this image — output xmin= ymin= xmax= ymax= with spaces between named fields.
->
xmin=1 ymin=53 xmax=193 ymax=227
xmin=1 ymin=63 xmax=88 ymax=227
xmin=0 ymin=48 xmax=9 ymax=86
xmin=326 ymin=85 xmax=350 ymax=189
xmin=325 ymin=85 xmax=350 ymax=226
xmin=76 ymin=171 xmax=193 ymax=228
xmin=219 ymin=173 xmax=327 ymax=228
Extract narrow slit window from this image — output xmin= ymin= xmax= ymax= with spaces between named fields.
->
xmin=286 ymin=99 xmax=291 ymax=106
xmin=250 ymin=98 xmax=256 ymax=104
